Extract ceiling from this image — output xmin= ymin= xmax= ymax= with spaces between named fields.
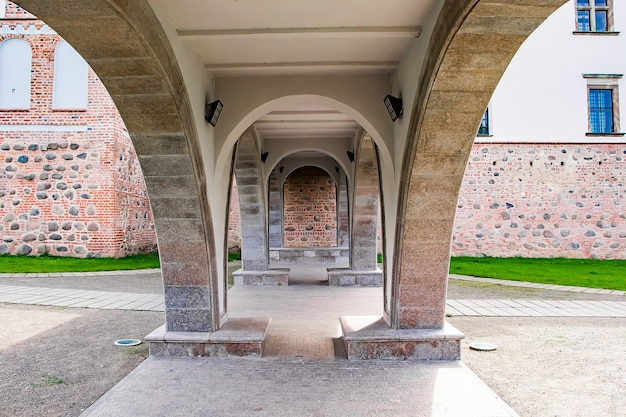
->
xmin=151 ymin=0 xmax=437 ymax=77
xmin=149 ymin=0 xmax=438 ymax=159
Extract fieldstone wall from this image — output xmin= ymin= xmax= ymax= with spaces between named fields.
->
xmin=283 ymin=167 xmax=337 ymax=247
xmin=453 ymin=143 xmax=626 ymax=260
xmin=0 ymin=6 xmax=156 ymax=258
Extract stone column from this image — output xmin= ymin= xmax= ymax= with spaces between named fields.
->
xmin=232 ymin=133 xmax=288 ymax=285
xmin=336 ymin=171 xmax=350 ymax=247
xmin=268 ymin=168 xmax=283 ymax=248
xmin=328 ymin=136 xmax=382 ymax=286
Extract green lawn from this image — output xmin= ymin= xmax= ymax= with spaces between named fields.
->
xmin=1 ymin=253 xmax=624 ymax=292
xmin=0 ymin=253 xmax=160 ymax=273
xmin=450 ymin=256 xmax=626 ymax=291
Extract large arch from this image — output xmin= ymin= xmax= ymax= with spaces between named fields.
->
xmin=392 ymin=1 xmax=568 ymax=331
xmin=214 ymin=94 xmax=394 ymax=199
xmin=14 ymin=0 xmax=222 ymax=333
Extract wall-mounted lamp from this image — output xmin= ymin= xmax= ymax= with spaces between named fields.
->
xmin=334 ymin=166 xmax=339 ymax=173
xmin=205 ymin=100 xmax=223 ymax=126
xmin=346 ymin=151 xmax=354 ymax=162
xmin=279 ymin=166 xmax=284 ymax=173
xmin=261 ymin=151 xmax=269 ymax=163
xmin=384 ymin=95 xmax=403 ymax=122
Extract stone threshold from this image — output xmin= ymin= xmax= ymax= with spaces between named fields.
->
xmin=232 ymin=268 xmax=290 ymax=286
xmin=340 ymin=316 xmax=464 ymax=360
xmin=145 ymin=317 xmax=271 ymax=357
xmin=327 ymin=267 xmax=383 ymax=287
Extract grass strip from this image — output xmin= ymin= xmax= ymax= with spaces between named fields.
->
xmin=450 ymin=256 xmax=626 ymax=291
xmin=0 ymin=253 xmax=160 ymax=273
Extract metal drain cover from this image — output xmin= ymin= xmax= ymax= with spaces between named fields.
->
xmin=469 ymin=342 xmax=497 ymax=351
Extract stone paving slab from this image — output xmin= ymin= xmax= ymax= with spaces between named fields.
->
xmin=445 ymin=299 xmax=626 ymax=317
xmin=81 ymin=357 xmax=519 ymax=417
xmin=0 ymin=284 xmax=165 ymax=312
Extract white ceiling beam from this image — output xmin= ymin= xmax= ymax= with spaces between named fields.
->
xmin=204 ymin=61 xmax=398 ymax=71
xmin=178 ymin=26 xmax=421 ymax=40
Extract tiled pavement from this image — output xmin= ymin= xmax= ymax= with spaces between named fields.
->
xmin=0 ymin=271 xmax=624 ymax=318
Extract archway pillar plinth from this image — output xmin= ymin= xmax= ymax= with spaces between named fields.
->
xmin=232 ymin=268 xmax=290 ymax=286
xmin=145 ymin=317 xmax=271 ymax=357
xmin=327 ymin=268 xmax=382 ymax=287
xmin=339 ymin=316 xmax=463 ymax=360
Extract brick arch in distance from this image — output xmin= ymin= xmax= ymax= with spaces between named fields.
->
xmin=14 ymin=0 xmax=221 ymax=332
xmin=391 ymin=0 xmax=568 ymax=329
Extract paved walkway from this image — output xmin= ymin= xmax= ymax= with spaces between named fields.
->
xmin=1 ymin=270 xmax=624 ymax=318
xmin=2 ymin=266 xmax=625 ymax=416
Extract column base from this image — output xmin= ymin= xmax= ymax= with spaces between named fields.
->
xmin=233 ymin=268 xmax=290 ymax=286
xmin=327 ymin=268 xmax=382 ymax=286
xmin=340 ymin=316 xmax=464 ymax=360
xmin=145 ymin=317 xmax=271 ymax=357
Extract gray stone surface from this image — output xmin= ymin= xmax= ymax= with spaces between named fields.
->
xmin=81 ymin=357 xmax=518 ymax=417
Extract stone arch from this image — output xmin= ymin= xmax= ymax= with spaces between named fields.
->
xmin=276 ymin=154 xmax=344 ymax=187
xmin=232 ymin=131 xmax=268 ymax=271
xmin=351 ymin=135 xmax=381 ymax=271
xmin=392 ymin=0 xmax=568 ymax=330
xmin=215 ymin=94 xmax=393 ymax=195
xmin=14 ymin=0 xmax=221 ymax=332
xmin=266 ymin=151 xmax=349 ymax=253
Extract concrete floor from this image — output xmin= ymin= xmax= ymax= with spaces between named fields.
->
xmin=80 ymin=264 xmax=518 ymax=417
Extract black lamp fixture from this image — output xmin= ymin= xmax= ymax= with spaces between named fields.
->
xmin=279 ymin=166 xmax=284 ymax=173
xmin=205 ymin=100 xmax=223 ymax=126
xmin=384 ymin=94 xmax=403 ymax=122
xmin=346 ymin=151 xmax=354 ymax=162
xmin=261 ymin=151 xmax=269 ymax=163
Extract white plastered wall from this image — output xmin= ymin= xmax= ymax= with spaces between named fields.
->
xmin=485 ymin=0 xmax=626 ymax=144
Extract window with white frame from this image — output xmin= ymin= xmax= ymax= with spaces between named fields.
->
xmin=52 ymin=41 xmax=88 ymax=110
xmin=584 ymin=74 xmax=623 ymax=135
xmin=576 ymin=0 xmax=614 ymax=32
xmin=0 ymin=38 xmax=32 ymax=110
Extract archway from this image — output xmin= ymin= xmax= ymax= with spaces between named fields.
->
xmin=13 ymin=0 xmax=568 ymax=360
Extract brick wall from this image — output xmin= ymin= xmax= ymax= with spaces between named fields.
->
xmin=0 ymin=4 xmax=156 ymax=258
xmin=283 ymin=167 xmax=337 ymax=247
xmin=453 ymin=143 xmax=626 ymax=260
xmin=227 ymin=143 xmax=625 ymax=260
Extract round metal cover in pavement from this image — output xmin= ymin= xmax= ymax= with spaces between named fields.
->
xmin=469 ymin=342 xmax=497 ymax=351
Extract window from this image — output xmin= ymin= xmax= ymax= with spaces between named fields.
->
xmin=477 ymin=108 xmax=490 ymax=136
xmin=576 ymin=0 xmax=614 ymax=32
xmin=588 ymin=89 xmax=613 ymax=133
xmin=0 ymin=38 xmax=32 ymax=110
xmin=52 ymin=41 xmax=88 ymax=110
xmin=584 ymin=74 xmax=623 ymax=135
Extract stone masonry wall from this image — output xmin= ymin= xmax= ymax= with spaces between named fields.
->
xmin=227 ymin=144 xmax=625 ymax=260
xmin=453 ymin=143 xmax=626 ymax=260
xmin=283 ymin=167 xmax=337 ymax=247
xmin=0 ymin=5 xmax=156 ymax=257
